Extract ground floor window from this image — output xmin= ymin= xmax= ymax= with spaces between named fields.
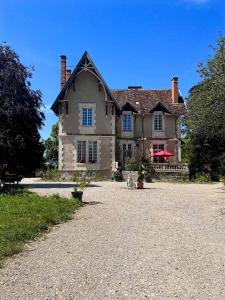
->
xmin=153 ymin=144 xmax=164 ymax=163
xmin=88 ymin=141 xmax=97 ymax=163
xmin=77 ymin=140 xmax=97 ymax=163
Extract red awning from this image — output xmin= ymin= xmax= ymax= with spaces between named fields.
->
xmin=151 ymin=150 xmax=174 ymax=157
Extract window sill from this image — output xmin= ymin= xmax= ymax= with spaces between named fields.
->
xmin=153 ymin=130 xmax=164 ymax=132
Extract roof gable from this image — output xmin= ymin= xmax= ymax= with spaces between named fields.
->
xmin=51 ymin=51 xmax=119 ymax=114
xmin=149 ymin=102 xmax=171 ymax=113
xmin=121 ymin=102 xmax=137 ymax=112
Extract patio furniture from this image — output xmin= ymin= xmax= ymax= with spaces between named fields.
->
xmin=0 ymin=164 xmax=23 ymax=193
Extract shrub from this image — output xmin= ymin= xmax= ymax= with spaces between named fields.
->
xmin=144 ymin=171 xmax=152 ymax=183
xmin=125 ymin=158 xmax=138 ymax=171
xmin=36 ymin=169 xmax=60 ymax=181
xmin=113 ymin=170 xmax=123 ymax=181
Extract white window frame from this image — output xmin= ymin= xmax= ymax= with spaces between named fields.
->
xmin=153 ymin=112 xmax=164 ymax=131
xmin=77 ymin=141 xmax=86 ymax=163
xmin=82 ymin=108 xmax=93 ymax=127
xmin=122 ymin=113 xmax=132 ymax=132
xmin=79 ymin=103 xmax=96 ymax=134
xmin=121 ymin=111 xmax=133 ymax=137
xmin=88 ymin=141 xmax=97 ymax=163
xmin=77 ymin=140 xmax=99 ymax=165
xmin=153 ymin=143 xmax=165 ymax=163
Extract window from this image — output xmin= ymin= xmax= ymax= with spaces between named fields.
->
xmin=88 ymin=141 xmax=97 ymax=163
xmin=122 ymin=113 xmax=132 ymax=132
xmin=77 ymin=141 xmax=86 ymax=163
xmin=82 ymin=108 xmax=92 ymax=126
xmin=154 ymin=113 xmax=163 ymax=131
xmin=153 ymin=144 xmax=164 ymax=163
xmin=153 ymin=144 xmax=164 ymax=153
xmin=77 ymin=140 xmax=98 ymax=164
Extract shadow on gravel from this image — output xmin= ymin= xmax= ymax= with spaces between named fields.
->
xmin=119 ymin=187 xmax=162 ymax=190
xmin=83 ymin=201 xmax=103 ymax=205
xmin=20 ymin=183 xmax=101 ymax=189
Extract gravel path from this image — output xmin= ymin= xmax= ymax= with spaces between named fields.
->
xmin=1 ymin=180 xmax=225 ymax=299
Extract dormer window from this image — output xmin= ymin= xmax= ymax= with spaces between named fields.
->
xmin=154 ymin=113 xmax=163 ymax=131
xmin=82 ymin=108 xmax=92 ymax=126
xmin=122 ymin=112 xmax=132 ymax=132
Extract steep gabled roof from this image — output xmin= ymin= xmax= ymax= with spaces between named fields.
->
xmin=111 ymin=89 xmax=186 ymax=115
xmin=51 ymin=51 xmax=119 ymax=114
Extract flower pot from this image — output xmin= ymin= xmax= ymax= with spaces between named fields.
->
xmin=71 ymin=191 xmax=83 ymax=201
xmin=137 ymin=181 xmax=144 ymax=189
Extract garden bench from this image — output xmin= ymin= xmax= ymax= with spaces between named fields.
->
xmin=0 ymin=164 xmax=23 ymax=192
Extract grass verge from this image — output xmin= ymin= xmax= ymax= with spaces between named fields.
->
xmin=0 ymin=190 xmax=80 ymax=267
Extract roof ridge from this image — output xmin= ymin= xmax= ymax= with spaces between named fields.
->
xmin=111 ymin=89 xmax=172 ymax=91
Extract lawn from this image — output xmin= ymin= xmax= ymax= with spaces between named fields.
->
xmin=0 ymin=190 xmax=80 ymax=267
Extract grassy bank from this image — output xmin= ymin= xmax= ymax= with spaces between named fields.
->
xmin=0 ymin=191 xmax=80 ymax=267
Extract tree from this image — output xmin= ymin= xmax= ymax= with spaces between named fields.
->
xmin=0 ymin=44 xmax=45 ymax=174
xmin=186 ymin=37 xmax=225 ymax=178
xmin=44 ymin=123 xmax=58 ymax=169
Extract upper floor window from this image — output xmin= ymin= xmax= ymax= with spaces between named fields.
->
xmin=82 ymin=108 xmax=92 ymax=126
xmin=154 ymin=113 xmax=163 ymax=131
xmin=122 ymin=113 xmax=132 ymax=132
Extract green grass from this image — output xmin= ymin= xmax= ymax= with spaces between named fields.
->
xmin=0 ymin=190 xmax=80 ymax=267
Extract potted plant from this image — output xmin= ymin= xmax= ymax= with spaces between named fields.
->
xmin=144 ymin=171 xmax=153 ymax=183
xmin=71 ymin=173 xmax=90 ymax=201
xmin=137 ymin=172 xmax=144 ymax=189
xmin=113 ymin=169 xmax=123 ymax=182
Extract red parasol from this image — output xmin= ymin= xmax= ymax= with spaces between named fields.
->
xmin=151 ymin=150 xmax=174 ymax=158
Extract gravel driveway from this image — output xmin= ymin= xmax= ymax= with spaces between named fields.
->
xmin=1 ymin=180 xmax=225 ymax=299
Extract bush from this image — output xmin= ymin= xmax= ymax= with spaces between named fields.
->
xmin=36 ymin=169 xmax=60 ymax=181
xmin=125 ymin=158 xmax=138 ymax=171
xmin=144 ymin=171 xmax=152 ymax=183
xmin=113 ymin=170 xmax=123 ymax=181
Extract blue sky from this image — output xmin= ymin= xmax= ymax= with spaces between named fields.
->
xmin=1 ymin=0 xmax=225 ymax=139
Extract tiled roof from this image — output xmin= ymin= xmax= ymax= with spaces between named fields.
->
xmin=111 ymin=89 xmax=186 ymax=115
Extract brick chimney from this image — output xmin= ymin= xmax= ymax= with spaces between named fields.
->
xmin=60 ymin=55 xmax=66 ymax=89
xmin=66 ymin=69 xmax=71 ymax=82
xmin=172 ymin=77 xmax=179 ymax=103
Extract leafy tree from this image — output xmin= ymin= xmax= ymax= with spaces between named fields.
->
xmin=44 ymin=123 xmax=58 ymax=169
xmin=186 ymin=37 xmax=225 ymax=178
xmin=0 ymin=44 xmax=45 ymax=174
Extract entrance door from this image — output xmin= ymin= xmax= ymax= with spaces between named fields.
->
xmin=122 ymin=144 xmax=132 ymax=169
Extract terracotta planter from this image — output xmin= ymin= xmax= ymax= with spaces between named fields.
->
xmin=136 ymin=181 xmax=144 ymax=189
xmin=71 ymin=191 xmax=83 ymax=201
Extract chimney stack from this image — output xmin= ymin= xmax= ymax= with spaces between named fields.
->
xmin=66 ymin=69 xmax=71 ymax=82
xmin=172 ymin=77 xmax=179 ymax=103
xmin=60 ymin=55 xmax=67 ymax=89
xmin=128 ymin=86 xmax=142 ymax=90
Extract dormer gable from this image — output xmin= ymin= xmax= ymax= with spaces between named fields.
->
xmin=149 ymin=102 xmax=171 ymax=114
xmin=121 ymin=102 xmax=137 ymax=113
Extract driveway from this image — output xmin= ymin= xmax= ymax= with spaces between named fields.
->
xmin=0 ymin=180 xmax=225 ymax=299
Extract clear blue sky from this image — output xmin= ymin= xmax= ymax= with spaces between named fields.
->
xmin=1 ymin=0 xmax=225 ymax=139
